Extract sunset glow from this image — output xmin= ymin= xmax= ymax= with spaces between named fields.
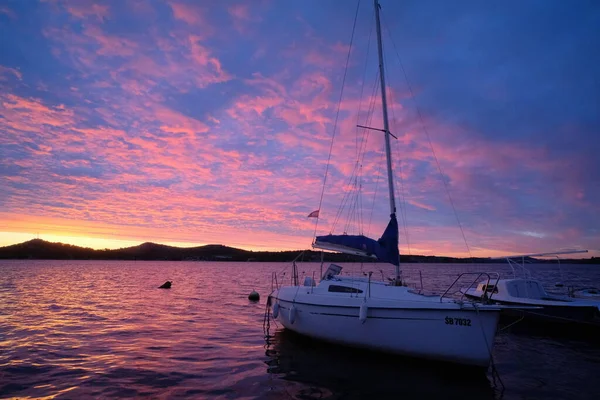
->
xmin=0 ymin=0 xmax=598 ymax=257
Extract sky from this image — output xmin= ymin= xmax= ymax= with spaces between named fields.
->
xmin=0 ymin=0 xmax=598 ymax=258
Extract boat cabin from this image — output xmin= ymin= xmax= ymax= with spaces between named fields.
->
xmin=467 ymin=278 xmax=575 ymax=303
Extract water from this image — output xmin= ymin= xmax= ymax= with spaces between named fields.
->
xmin=1 ymin=260 xmax=599 ymax=399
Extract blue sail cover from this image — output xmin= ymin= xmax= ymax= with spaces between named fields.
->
xmin=314 ymin=214 xmax=399 ymax=266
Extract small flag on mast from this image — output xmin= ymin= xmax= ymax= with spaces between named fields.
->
xmin=307 ymin=210 xmax=320 ymax=218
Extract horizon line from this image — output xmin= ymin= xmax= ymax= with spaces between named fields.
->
xmin=2 ymin=237 xmax=597 ymax=261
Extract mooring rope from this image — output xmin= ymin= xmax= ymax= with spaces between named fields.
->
xmin=473 ymin=303 xmax=505 ymax=394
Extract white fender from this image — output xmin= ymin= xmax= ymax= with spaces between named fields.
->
xmin=272 ymin=302 xmax=279 ymax=318
xmin=359 ymin=303 xmax=368 ymax=324
xmin=289 ymin=305 xmax=297 ymax=324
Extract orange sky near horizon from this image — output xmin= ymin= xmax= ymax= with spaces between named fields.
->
xmin=0 ymin=213 xmax=595 ymax=259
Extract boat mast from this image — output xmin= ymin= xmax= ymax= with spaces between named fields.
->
xmin=374 ymin=0 xmax=400 ymax=280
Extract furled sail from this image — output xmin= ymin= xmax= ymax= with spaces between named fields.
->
xmin=313 ymin=213 xmax=399 ymax=266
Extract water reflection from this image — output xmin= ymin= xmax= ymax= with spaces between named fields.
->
xmin=2 ymin=261 xmax=599 ymax=399
xmin=265 ymin=328 xmax=500 ymax=399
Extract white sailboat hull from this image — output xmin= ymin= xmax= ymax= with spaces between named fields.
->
xmin=272 ymin=283 xmax=500 ymax=367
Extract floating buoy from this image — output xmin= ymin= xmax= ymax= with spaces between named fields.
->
xmin=289 ymin=305 xmax=296 ymax=324
xmin=359 ymin=303 xmax=368 ymax=324
xmin=248 ymin=290 xmax=260 ymax=301
xmin=272 ymin=302 xmax=280 ymax=318
xmin=159 ymin=281 xmax=172 ymax=289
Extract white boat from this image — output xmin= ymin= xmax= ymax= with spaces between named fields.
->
xmin=571 ymin=287 xmax=600 ymax=300
xmin=270 ymin=0 xmax=503 ymax=368
xmin=272 ymin=265 xmax=501 ymax=367
xmin=461 ymin=278 xmax=600 ymax=322
xmin=460 ymin=251 xmax=600 ymax=324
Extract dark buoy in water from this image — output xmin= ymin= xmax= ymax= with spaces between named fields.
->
xmin=248 ymin=290 xmax=260 ymax=301
xmin=159 ymin=281 xmax=172 ymax=289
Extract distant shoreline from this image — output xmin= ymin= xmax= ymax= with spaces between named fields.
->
xmin=1 ymin=239 xmax=598 ymax=264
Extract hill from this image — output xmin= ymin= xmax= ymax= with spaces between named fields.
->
xmin=0 ymin=239 xmax=359 ymax=262
xmin=0 ymin=239 xmax=598 ymax=264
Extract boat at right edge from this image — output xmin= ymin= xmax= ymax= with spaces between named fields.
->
xmin=460 ymin=250 xmax=600 ymax=329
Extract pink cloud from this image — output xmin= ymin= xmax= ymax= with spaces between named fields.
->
xmin=0 ymin=6 xmax=17 ymax=19
xmin=228 ymin=4 xmax=251 ymax=21
xmin=303 ymin=47 xmax=347 ymax=69
xmin=228 ymin=70 xmax=335 ymax=132
xmin=60 ymin=159 xmax=92 ymax=168
xmin=407 ymin=199 xmax=436 ymax=211
xmin=152 ymin=104 xmax=209 ymax=136
xmin=84 ymin=26 xmax=138 ymax=57
xmin=245 ymin=73 xmax=288 ymax=96
xmin=0 ymin=65 xmax=22 ymax=80
xmin=0 ymin=94 xmax=74 ymax=133
xmin=74 ymin=126 xmax=127 ymax=138
xmin=42 ymin=5 xmax=231 ymax=94
xmin=227 ymin=3 xmax=263 ymax=34
xmin=62 ymin=1 xmax=110 ymax=21
xmin=126 ymin=0 xmax=156 ymax=17
xmin=231 ymin=95 xmax=284 ymax=116
xmin=275 ymin=131 xmax=328 ymax=154
xmin=188 ymin=35 xmax=232 ymax=85
xmin=169 ymin=1 xmax=206 ymax=27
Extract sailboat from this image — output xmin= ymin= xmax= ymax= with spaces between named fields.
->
xmin=269 ymin=0 xmax=503 ymax=368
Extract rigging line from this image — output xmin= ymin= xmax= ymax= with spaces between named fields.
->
xmin=355 ymin=71 xmax=379 ymax=178
xmin=343 ymin=178 xmax=356 ymax=234
xmin=355 ymin=112 xmax=374 ymax=234
xmin=334 ymin=156 xmax=363 ymax=232
xmin=356 ymin=71 xmax=379 ymax=175
xmin=312 ymin=0 xmax=362 ymax=242
xmin=362 ymin=69 xmax=380 ymax=155
xmin=332 ymin=74 xmax=378 ymax=233
xmin=342 ymin=71 xmax=378 ymax=234
xmin=331 ymin=76 xmax=378 ymax=232
xmin=382 ymin=13 xmax=473 ymax=258
xmin=358 ymin=166 xmax=364 ymax=234
xmin=355 ymin=26 xmax=379 ymax=158
xmin=353 ymin=146 xmax=365 ymax=235
xmin=396 ymin=151 xmax=412 ymax=254
xmin=332 ymin=62 xmax=379 ymax=234
xmin=350 ymin=7 xmax=375 ymax=227
xmin=332 ymin=158 xmax=361 ymax=232
xmin=338 ymin=148 xmax=367 ymax=235
xmin=384 ymin=55 xmax=411 ymax=255
xmin=351 ymin=188 xmax=358 ymax=234
xmin=354 ymin=9 xmax=375 ymax=162
xmin=351 ymin=175 xmax=362 ymax=235
xmin=333 ymin=161 xmax=363 ymax=232
xmin=354 ymin=179 xmax=361 ymax=232
xmin=339 ymin=68 xmax=378 ymax=235
xmin=354 ymin=67 xmax=379 ymax=168
xmin=366 ymin=144 xmax=385 ymax=237
xmin=347 ymin=175 xmax=358 ymax=234
xmin=356 ymin=71 xmax=379 ymax=233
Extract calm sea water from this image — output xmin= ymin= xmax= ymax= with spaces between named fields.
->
xmin=1 ymin=260 xmax=599 ymax=399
